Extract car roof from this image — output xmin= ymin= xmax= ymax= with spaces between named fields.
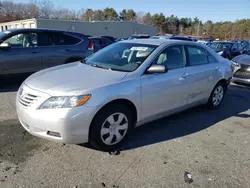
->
xmin=171 ymin=36 xmax=191 ymax=39
xmin=213 ymin=41 xmax=235 ymax=44
xmin=120 ymin=39 xmax=196 ymax=46
xmin=89 ymin=36 xmax=103 ymax=39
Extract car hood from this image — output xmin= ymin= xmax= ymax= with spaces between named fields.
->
xmin=25 ymin=62 xmax=128 ymax=96
xmin=233 ymin=54 xmax=250 ymax=65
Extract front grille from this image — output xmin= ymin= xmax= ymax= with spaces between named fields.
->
xmin=18 ymin=93 xmax=40 ymax=107
xmin=234 ymin=70 xmax=250 ymax=79
xmin=234 ymin=64 xmax=250 ymax=79
xmin=240 ymin=64 xmax=250 ymax=70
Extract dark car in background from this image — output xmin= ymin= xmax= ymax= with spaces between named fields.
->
xmin=115 ymin=37 xmax=129 ymax=42
xmin=128 ymin=34 xmax=150 ymax=39
xmin=209 ymin=42 xmax=242 ymax=59
xmin=150 ymin=35 xmax=172 ymax=39
xmin=231 ymin=50 xmax=250 ymax=85
xmin=100 ymin=36 xmax=117 ymax=43
xmin=232 ymin=40 xmax=250 ymax=51
xmin=89 ymin=36 xmax=113 ymax=52
xmin=0 ymin=29 xmax=93 ymax=75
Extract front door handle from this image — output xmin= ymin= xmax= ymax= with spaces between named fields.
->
xmin=65 ymin=49 xmax=72 ymax=52
xmin=31 ymin=51 xmax=39 ymax=54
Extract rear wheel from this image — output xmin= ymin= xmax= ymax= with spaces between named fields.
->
xmin=89 ymin=104 xmax=132 ymax=151
xmin=207 ymin=82 xmax=226 ymax=109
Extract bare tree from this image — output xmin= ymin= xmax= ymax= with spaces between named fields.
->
xmin=38 ymin=0 xmax=54 ymax=19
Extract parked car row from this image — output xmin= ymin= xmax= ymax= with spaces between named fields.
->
xmin=1 ymin=28 xmax=249 ymax=151
xmin=1 ymin=28 xmax=249 ymax=88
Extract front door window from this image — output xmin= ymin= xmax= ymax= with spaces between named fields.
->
xmin=4 ymin=33 xmax=37 ymax=48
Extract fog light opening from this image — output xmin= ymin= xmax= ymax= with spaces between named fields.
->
xmin=47 ymin=131 xmax=61 ymax=138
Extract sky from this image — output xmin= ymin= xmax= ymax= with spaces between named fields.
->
xmin=13 ymin=0 xmax=250 ymax=22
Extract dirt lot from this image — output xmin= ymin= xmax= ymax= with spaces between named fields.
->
xmin=0 ymin=77 xmax=250 ymax=188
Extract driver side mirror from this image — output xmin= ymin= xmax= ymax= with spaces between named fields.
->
xmin=0 ymin=42 xmax=11 ymax=49
xmin=242 ymin=48 xmax=247 ymax=54
xmin=232 ymin=48 xmax=237 ymax=52
xmin=146 ymin=64 xmax=168 ymax=74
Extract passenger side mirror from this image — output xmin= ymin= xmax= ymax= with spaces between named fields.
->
xmin=0 ymin=42 xmax=11 ymax=49
xmin=146 ymin=64 xmax=168 ymax=74
xmin=242 ymin=48 xmax=247 ymax=54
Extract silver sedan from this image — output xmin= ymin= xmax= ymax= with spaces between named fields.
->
xmin=16 ymin=39 xmax=233 ymax=151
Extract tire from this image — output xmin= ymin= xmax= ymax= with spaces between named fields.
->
xmin=89 ymin=104 xmax=133 ymax=151
xmin=206 ymin=82 xmax=226 ymax=109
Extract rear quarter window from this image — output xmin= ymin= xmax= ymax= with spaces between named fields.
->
xmin=186 ymin=45 xmax=209 ymax=66
xmin=207 ymin=53 xmax=218 ymax=63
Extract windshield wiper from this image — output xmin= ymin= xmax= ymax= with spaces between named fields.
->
xmin=80 ymin=59 xmax=87 ymax=64
xmin=88 ymin=63 xmax=112 ymax=70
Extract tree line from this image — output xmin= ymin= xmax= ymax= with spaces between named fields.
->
xmin=0 ymin=0 xmax=249 ymax=40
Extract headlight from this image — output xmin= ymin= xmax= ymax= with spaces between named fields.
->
xmin=230 ymin=60 xmax=241 ymax=73
xmin=217 ymin=51 xmax=224 ymax=55
xmin=231 ymin=60 xmax=240 ymax=67
xmin=39 ymin=95 xmax=91 ymax=109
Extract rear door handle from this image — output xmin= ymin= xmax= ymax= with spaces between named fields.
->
xmin=181 ymin=73 xmax=189 ymax=78
xmin=216 ymin=66 xmax=221 ymax=71
xmin=31 ymin=51 xmax=39 ymax=54
xmin=65 ymin=49 xmax=72 ymax=52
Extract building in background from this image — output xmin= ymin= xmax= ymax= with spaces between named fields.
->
xmin=0 ymin=18 xmax=156 ymax=37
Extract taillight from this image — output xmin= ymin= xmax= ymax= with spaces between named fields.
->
xmin=88 ymin=40 xmax=93 ymax=50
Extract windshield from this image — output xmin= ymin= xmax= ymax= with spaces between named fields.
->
xmin=85 ymin=42 xmax=157 ymax=72
xmin=210 ymin=42 xmax=233 ymax=50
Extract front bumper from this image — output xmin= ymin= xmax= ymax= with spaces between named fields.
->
xmin=16 ymin=91 xmax=98 ymax=144
xmin=231 ymin=77 xmax=250 ymax=85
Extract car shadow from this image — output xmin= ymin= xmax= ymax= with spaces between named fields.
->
xmin=0 ymin=73 xmax=31 ymax=93
xmin=118 ymin=85 xmax=250 ymax=151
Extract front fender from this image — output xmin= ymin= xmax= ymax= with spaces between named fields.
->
xmin=76 ymin=78 xmax=142 ymax=122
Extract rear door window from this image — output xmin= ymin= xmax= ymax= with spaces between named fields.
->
xmin=40 ymin=32 xmax=81 ymax=46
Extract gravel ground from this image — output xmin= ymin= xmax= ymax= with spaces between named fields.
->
xmin=0 ymin=77 xmax=250 ymax=188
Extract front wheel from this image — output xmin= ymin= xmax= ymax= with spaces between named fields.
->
xmin=89 ymin=104 xmax=132 ymax=151
xmin=207 ymin=82 xmax=226 ymax=109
